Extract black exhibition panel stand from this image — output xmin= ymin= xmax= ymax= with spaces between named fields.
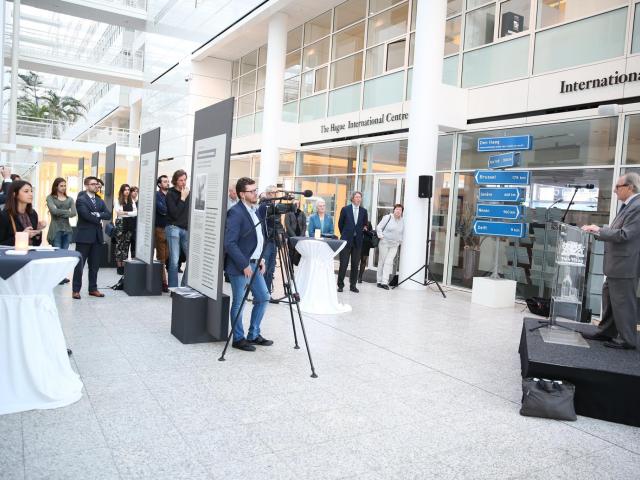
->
xmin=124 ymin=127 xmax=163 ymax=296
xmin=170 ymin=98 xmax=234 ymax=344
xmin=100 ymin=145 xmax=117 ymax=268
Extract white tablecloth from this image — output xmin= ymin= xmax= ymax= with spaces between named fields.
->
xmin=295 ymin=239 xmax=352 ymax=315
xmin=0 ymin=256 xmax=83 ymax=415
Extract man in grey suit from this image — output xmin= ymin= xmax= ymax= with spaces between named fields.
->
xmin=581 ymin=172 xmax=640 ymax=350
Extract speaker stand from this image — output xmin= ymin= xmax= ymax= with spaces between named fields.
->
xmin=393 ymin=195 xmax=446 ymax=298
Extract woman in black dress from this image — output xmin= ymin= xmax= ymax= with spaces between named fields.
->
xmin=0 ymin=180 xmax=46 ymax=246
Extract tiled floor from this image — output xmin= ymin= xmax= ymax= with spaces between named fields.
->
xmin=3 ymin=269 xmax=640 ymax=479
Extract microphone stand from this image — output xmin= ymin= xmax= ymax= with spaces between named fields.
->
xmin=560 ymin=186 xmax=580 ymax=223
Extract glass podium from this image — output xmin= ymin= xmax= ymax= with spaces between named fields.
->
xmin=538 ymin=222 xmax=590 ymax=347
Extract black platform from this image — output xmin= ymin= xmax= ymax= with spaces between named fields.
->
xmin=519 ymin=317 xmax=640 ymax=427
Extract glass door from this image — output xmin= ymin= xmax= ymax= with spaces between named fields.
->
xmin=371 ymin=176 xmax=404 ymax=267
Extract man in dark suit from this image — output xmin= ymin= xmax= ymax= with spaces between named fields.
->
xmin=72 ymin=176 xmax=112 ymax=299
xmin=582 ymin=172 xmax=640 ymax=349
xmin=224 ymin=177 xmax=272 ymax=352
xmin=337 ymin=191 xmax=368 ymax=293
xmin=0 ymin=165 xmax=13 ymax=206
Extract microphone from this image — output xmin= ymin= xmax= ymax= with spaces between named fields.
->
xmin=279 ymin=189 xmax=313 ymax=197
xmin=566 ymin=183 xmax=595 ymax=189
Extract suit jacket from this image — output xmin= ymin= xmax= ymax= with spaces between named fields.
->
xmin=75 ymin=192 xmax=111 ymax=244
xmin=224 ymin=202 xmax=265 ymax=276
xmin=0 ymin=209 xmax=42 ymax=246
xmin=285 ymin=210 xmax=306 ymax=238
xmin=338 ymin=204 xmax=368 ymax=248
xmin=598 ymin=195 xmax=640 ymax=279
xmin=0 ymin=179 xmax=11 ymax=206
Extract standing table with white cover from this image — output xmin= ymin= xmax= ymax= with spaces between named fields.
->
xmin=0 ymin=248 xmax=84 ymax=415
xmin=290 ymin=237 xmax=352 ymax=314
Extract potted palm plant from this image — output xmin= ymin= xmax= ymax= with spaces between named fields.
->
xmin=455 ymin=202 xmax=487 ymax=281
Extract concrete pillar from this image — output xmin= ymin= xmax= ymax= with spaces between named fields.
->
xmin=398 ymin=0 xmax=447 ymax=290
xmin=8 ymin=0 xmax=19 ymax=163
xmin=258 ymin=12 xmax=287 ymax=190
xmin=0 ymin=0 xmax=6 ymax=151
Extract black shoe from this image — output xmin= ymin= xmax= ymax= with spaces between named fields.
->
xmin=67 ymin=348 xmax=72 ymax=356
xmin=269 ymin=297 xmax=279 ymax=304
xmin=380 ymin=284 xmax=390 ymax=290
xmin=604 ymin=340 xmax=636 ymax=350
xmin=232 ymin=339 xmax=256 ymax=351
xmin=59 ymin=278 xmax=70 ymax=285
xmin=337 ymin=286 xmax=343 ymax=292
xmin=249 ymin=335 xmax=274 ymax=346
xmin=350 ymin=286 xmax=359 ymax=293
xmin=116 ymin=266 xmax=124 ymax=275
xmin=581 ymin=332 xmax=612 ymax=342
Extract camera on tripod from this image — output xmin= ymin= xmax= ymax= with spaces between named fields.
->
xmin=265 ymin=200 xmax=296 ymax=216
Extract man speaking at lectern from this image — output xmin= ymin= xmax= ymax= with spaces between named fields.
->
xmin=582 ymin=172 xmax=640 ymax=350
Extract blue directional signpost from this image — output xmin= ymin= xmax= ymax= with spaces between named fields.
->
xmin=474 ymin=135 xmax=531 ymax=278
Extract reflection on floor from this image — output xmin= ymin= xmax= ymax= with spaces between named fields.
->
xmin=3 ymin=268 xmax=640 ymax=480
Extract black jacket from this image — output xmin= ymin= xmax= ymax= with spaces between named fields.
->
xmin=0 ymin=209 xmax=42 ymax=246
xmin=166 ymin=187 xmax=190 ymax=230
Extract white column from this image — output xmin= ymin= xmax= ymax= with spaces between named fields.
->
xmin=258 ymin=12 xmax=287 ymax=190
xmin=0 ymin=0 xmax=6 ymax=150
xmin=398 ymin=0 xmax=447 ymax=290
xmin=8 ymin=0 xmax=19 ymax=164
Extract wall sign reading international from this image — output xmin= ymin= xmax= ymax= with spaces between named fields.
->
xmin=319 ymin=112 xmax=408 ymax=135
xmin=560 ymin=71 xmax=640 ymax=94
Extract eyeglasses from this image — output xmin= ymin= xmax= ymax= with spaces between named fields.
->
xmin=87 ymin=183 xmax=99 ymax=186
xmin=615 ymin=183 xmax=629 ymax=190
xmin=244 ymin=188 xmax=257 ymax=193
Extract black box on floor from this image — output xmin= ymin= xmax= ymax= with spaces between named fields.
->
xmin=170 ymin=287 xmax=229 ymax=344
xmin=123 ymin=259 xmax=163 ymax=296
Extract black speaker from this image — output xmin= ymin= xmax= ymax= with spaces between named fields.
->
xmin=418 ymin=175 xmax=433 ymax=199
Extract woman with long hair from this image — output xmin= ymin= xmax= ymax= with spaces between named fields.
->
xmin=0 ymin=180 xmax=46 ymax=246
xmin=46 ymin=177 xmax=77 ymax=250
xmin=113 ymin=183 xmax=137 ymax=275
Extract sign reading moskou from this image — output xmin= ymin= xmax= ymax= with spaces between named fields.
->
xmin=476 ymin=204 xmax=524 ymax=221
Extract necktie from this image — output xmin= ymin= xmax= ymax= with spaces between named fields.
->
xmin=619 ymin=203 xmax=626 ymax=214
xmin=90 ymin=196 xmax=96 ymax=208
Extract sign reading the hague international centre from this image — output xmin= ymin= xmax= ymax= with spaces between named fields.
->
xmin=319 ymin=112 xmax=408 ymax=135
xmin=473 ymin=220 xmax=527 ymax=238
xmin=476 ymin=204 xmax=524 ymax=221
xmin=488 ymin=152 xmax=520 ymax=169
xmin=560 ymin=71 xmax=640 ymax=94
xmin=474 ymin=170 xmax=530 ymax=185
xmin=478 ymin=187 xmax=526 ymax=203
xmin=477 ymin=135 xmax=533 ymax=152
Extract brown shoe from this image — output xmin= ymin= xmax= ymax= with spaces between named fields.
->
xmin=72 ymin=292 xmax=81 ymax=300
xmin=88 ymin=290 xmax=105 ymax=298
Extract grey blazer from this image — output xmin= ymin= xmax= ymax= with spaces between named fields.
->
xmin=598 ymin=195 xmax=640 ymax=279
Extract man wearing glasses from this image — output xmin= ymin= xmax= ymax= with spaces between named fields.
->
xmin=223 ymin=177 xmax=272 ymax=352
xmin=582 ymin=172 xmax=640 ymax=350
xmin=72 ymin=176 xmax=112 ymax=299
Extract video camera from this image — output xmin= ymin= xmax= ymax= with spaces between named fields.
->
xmin=259 ymin=189 xmax=313 ymax=216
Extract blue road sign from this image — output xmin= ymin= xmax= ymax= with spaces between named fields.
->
xmin=478 ymin=135 xmax=533 ymax=152
xmin=475 ymin=170 xmax=530 ymax=185
xmin=476 ymin=204 xmax=524 ymax=220
xmin=478 ymin=187 xmax=526 ymax=202
xmin=473 ymin=220 xmax=527 ymax=238
xmin=488 ymin=152 xmax=520 ymax=169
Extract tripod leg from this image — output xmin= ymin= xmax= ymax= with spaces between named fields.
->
xmin=278 ymin=239 xmax=300 ymax=349
xmin=393 ymin=264 xmax=425 ymax=289
xmin=426 ymin=268 xmax=446 ymax=299
xmin=287 ymin=265 xmax=318 ymax=378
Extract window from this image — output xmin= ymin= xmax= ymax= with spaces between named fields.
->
xmin=464 ymin=4 xmax=495 ymax=49
xmin=623 ymin=115 xmax=640 ymax=164
xmin=238 ymin=93 xmax=255 ymax=116
xmin=301 ymin=71 xmax=314 ymax=98
xmin=331 ymin=52 xmax=364 ymax=88
xmin=283 ymin=102 xmax=298 ymax=122
xmin=367 ymin=3 xmax=409 ymax=46
xmin=408 ymin=32 xmax=415 ymax=66
xmin=499 ymin=0 xmax=529 ymax=38
xmin=236 ymin=115 xmax=254 ymax=136
xmin=300 ymin=146 xmax=357 ymax=175
xmin=239 ymin=72 xmax=256 ymax=95
xmin=365 ymin=45 xmax=385 ymax=78
xmin=303 ymin=37 xmax=330 ymax=70
xmin=258 ymin=46 xmax=268 ymax=66
xmin=285 ymin=50 xmax=302 ymax=78
xmin=232 ymin=60 xmax=239 ymax=78
xmin=467 ymin=0 xmax=490 ymax=9
xmin=537 ymin=0 xmax=625 ymax=29
xmin=328 ymin=83 xmax=361 ymax=116
xmin=287 ymin=26 xmax=302 ymax=53
xmin=299 ymin=94 xmax=326 ymax=122
xmin=533 ymin=8 xmax=626 ymax=74
xmin=284 ymin=76 xmax=300 ymax=102
xmin=462 ymin=35 xmax=528 ymax=87
xmin=315 ymin=66 xmax=328 ymax=91
xmin=240 ymin=50 xmax=257 ymax=75
xmin=334 ymin=0 xmax=366 ymax=30
xmin=370 ymin=0 xmax=405 ymax=15
xmin=363 ymin=71 xmax=404 ymax=109
xmin=304 ymin=11 xmax=331 ymax=45
xmin=386 ymin=39 xmax=406 ymax=70
xmin=447 ymin=0 xmax=462 ymax=17
xmin=360 ymin=139 xmax=407 ymax=174
xmin=445 ymin=16 xmax=461 ymax=55
xmin=332 ymin=22 xmax=365 ymax=59
xmin=255 ymin=89 xmax=264 ymax=112
xmin=631 ymin=3 xmax=640 ymax=54
xmin=257 ymin=67 xmax=266 ymax=89
xmin=443 ymin=55 xmax=458 ymax=86
xmin=231 ymin=79 xmax=238 ymax=97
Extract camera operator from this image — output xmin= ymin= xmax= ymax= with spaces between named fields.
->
xmin=257 ymin=185 xmax=279 ymax=295
xmin=224 ymin=177 xmax=273 ymax=352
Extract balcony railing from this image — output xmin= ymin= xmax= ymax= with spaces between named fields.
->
xmin=10 ymin=116 xmax=140 ymax=148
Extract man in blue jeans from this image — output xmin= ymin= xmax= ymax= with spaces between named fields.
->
xmin=224 ymin=177 xmax=272 ymax=352
xmin=165 ymin=169 xmax=190 ymax=288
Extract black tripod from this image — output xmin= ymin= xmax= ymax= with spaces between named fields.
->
xmin=218 ymin=199 xmax=318 ymax=378
xmin=393 ymin=195 xmax=446 ymax=298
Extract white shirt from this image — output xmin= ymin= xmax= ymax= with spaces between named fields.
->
xmin=352 ymin=204 xmax=359 ymax=224
xmin=624 ymin=193 xmax=640 ymax=206
xmin=114 ymin=199 xmax=138 ymax=217
xmin=243 ymin=201 xmax=263 ymax=261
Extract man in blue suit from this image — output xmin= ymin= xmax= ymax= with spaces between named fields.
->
xmin=72 ymin=176 xmax=112 ymax=299
xmin=224 ymin=177 xmax=272 ymax=352
xmin=337 ymin=191 xmax=368 ymax=293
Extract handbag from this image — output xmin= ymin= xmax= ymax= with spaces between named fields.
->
xmin=526 ymin=297 xmax=550 ymax=317
xmin=104 ymin=222 xmax=115 ymax=237
xmin=520 ymin=377 xmax=577 ymax=421
xmin=371 ymin=215 xmax=392 ymax=248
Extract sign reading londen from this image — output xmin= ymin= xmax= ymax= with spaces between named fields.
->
xmin=478 ymin=187 xmax=526 ymax=202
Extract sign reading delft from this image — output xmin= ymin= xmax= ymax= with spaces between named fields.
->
xmin=473 ymin=220 xmax=527 ymax=238
xmin=477 ymin=135 xmax=533 ymax=152
xmin=488 ymin=152 xmax=520 ymax=169
xmin=476 ymin=204 xmax=524 ymax=221
xmin=474 ymin=170 xmax=530 ymax=185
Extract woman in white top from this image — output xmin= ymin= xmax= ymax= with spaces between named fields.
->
xmin=114 ymin=183 xmax=137 ymax=275
xmin=376 ymin=204 xmax=404 ymax=289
